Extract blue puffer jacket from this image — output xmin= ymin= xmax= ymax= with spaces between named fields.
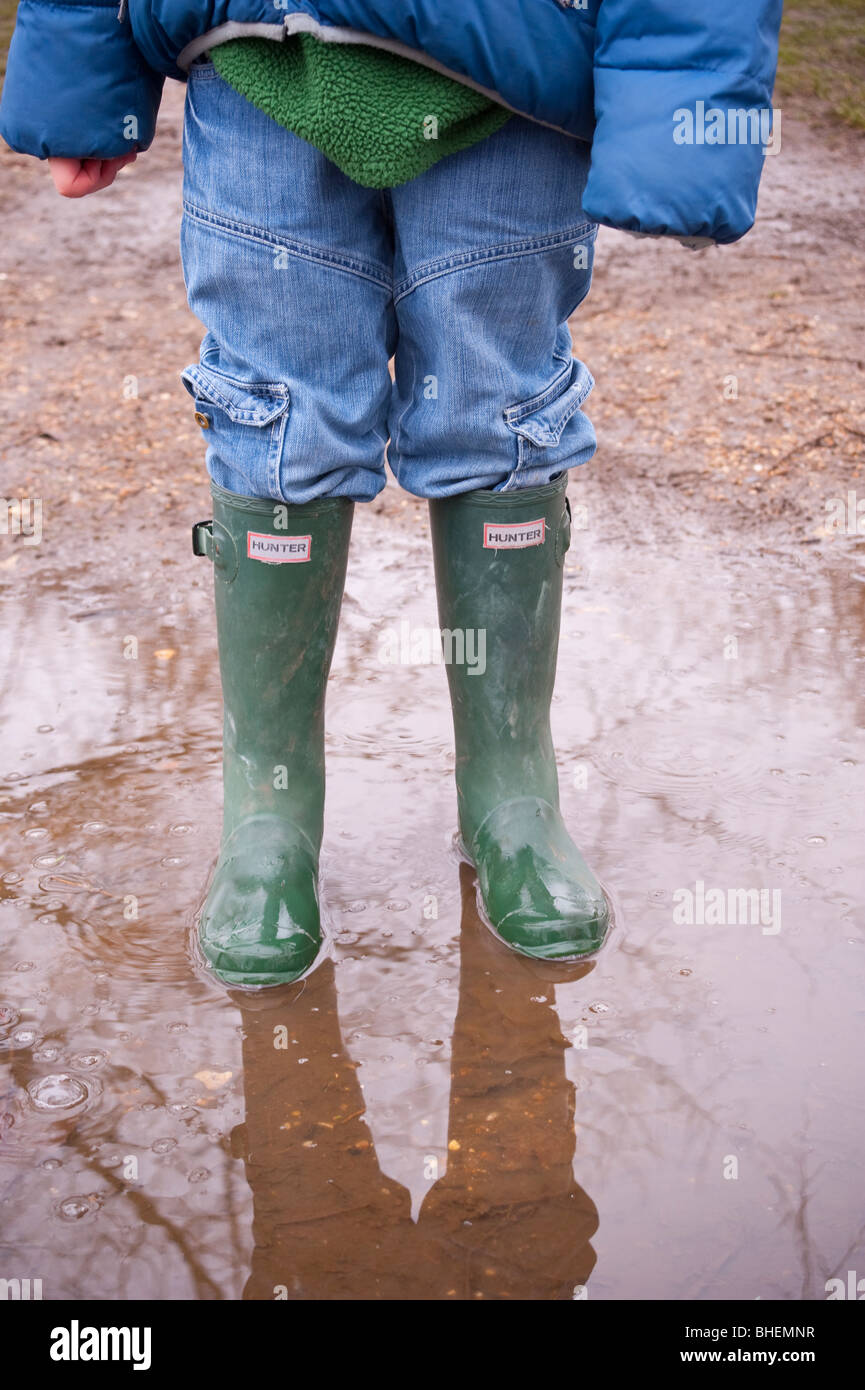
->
xmin=0 ymin=0 xmax=782 ymax=243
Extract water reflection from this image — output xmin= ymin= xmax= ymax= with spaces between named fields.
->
xmin=236 ymin=864 xmax=596 ymax=1300
xmin=0 ymin=498 xmax=863 ymax=1300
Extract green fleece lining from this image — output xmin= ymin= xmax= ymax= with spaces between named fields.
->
xmin=210 ymin=34 xmax=511 ymax=189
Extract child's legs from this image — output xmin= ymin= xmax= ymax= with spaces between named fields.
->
xmin=180 ymin=61 xmax=396 ymax=504
xmin=388 ymin=117 xmax=597 ymax=498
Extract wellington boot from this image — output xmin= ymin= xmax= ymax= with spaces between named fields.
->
xmin=193 ymin=482 xmax=353 ymax=986
xmin=429 ymin=477 xmax=609 ymax=959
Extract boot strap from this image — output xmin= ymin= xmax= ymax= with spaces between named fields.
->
xmin=192 ymin=519 xmax=239 ymax=581
xmin=192 ymin=520 xmax=214 ymax=559
xmin=555 ymin=498 xmax=572 ymax=566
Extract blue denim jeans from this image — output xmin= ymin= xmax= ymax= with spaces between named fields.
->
xmin=180 ymin=59 xmax=598 ymax=504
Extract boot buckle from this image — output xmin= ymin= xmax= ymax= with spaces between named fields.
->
xmin=192 ymin=520 xmax=214 ymax=558
xmin=192 ymin=519 xmax=239 ymax=582
xmin=555 ymin=498 xmax=572 ymax=566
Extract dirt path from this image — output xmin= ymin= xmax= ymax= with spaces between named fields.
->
xmin=2 ymin=82 xmax=864 ymax=559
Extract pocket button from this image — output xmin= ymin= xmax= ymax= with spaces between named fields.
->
xmin=194 ymin=411 xmax=211 ymax=429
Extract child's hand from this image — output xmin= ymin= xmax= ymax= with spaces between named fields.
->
xmin=48 ymin=152 xmax=138 ymax=198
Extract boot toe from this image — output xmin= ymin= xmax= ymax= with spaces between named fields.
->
xmin=495 ymin=896 xmax=610 ymax=959
xmin=470 ymin=798 xmax=610 ymax=960
xmin=199 ymin=819 xmax=322 ymax=987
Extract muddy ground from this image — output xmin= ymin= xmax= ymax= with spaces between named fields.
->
xmin=1 ymin=84 xmax=864 ymax=1302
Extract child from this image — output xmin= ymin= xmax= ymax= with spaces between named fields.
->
xmin=0 ymin=2 xmax=783 ymax=987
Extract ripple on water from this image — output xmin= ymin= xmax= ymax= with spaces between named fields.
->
xmin=69 ymin=1050 xmax=108 ymax=1070
xmin=332 ymin=729 xmax=451 ymax=758
xmin=26 ymin=1073 xmax=93 ymax=1115
xmin=591 ymin=712 xmax=834 ymax=811
xmin=37 ymin=872 xmax=98 ymax=896
xmin=57 ymin=1193 xmax=103 ymax=1222
xmin=33 ymin=872 xmax=191 ymax=982
xmin=0 ymin=1003 xmax=21 ymax=1036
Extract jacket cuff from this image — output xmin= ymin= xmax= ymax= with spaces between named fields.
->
xmin=0 ymin=0 xmax=164 ymax=159
xmin=582 ymin=66 xmax=777 ymax=245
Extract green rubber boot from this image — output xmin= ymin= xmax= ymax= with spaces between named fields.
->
xmin=193 ymin=482 xmax=353 ymax=987
xmin=429 ymin=476 xmax=609 ymax=960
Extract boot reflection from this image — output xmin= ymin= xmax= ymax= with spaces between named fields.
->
xmin=416 ymin=862 xmax=599 ymax=1299
xmin=234 ymin=961 xmax=418 ymax=1300
xmin=234 ymin=864 xmax=598 ymax=1300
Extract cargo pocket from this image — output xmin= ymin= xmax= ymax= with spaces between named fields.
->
xmin=502 ymin=356 xmax=596 ymax=489
xmin=181 ymin=361 xmax=291 ymax=501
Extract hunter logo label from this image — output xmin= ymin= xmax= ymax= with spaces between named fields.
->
xmin=483 ymin=518 xmax=546 ymax=550
xmin=247 ymin=531 xmax=311 ymax=563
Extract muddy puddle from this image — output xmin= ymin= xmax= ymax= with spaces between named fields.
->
xmin=0 ymin=498 xmax=863 ymax=1300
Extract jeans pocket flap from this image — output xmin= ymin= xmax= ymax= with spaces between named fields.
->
xmin=504 ymin=358 xmax=594 ymax=448
xmin=181 ymin=363 xmax=290 ymax=426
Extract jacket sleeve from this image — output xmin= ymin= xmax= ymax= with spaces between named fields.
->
xmin=582 ymin=0 xmax=783 ymax=245
xmin=0 ymin=0 xmax=165 ymax=159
